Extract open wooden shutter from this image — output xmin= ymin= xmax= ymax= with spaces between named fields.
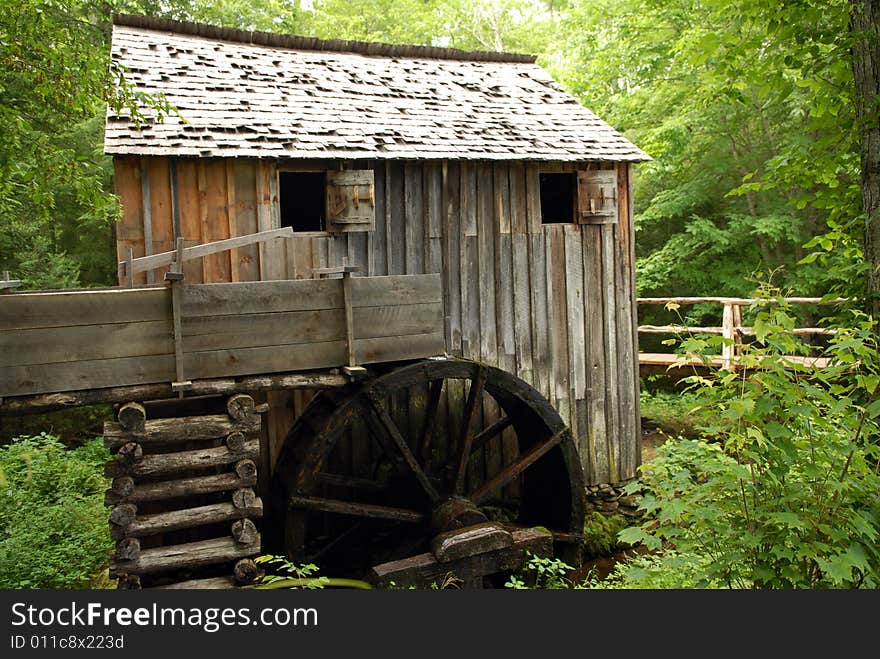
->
xmin=577 ymin=169 xmax=618 ymax=225
xmin=326 ymin=170 xmax=375 ymax=232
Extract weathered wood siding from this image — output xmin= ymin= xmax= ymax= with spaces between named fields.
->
xmin=112 ymin=156 xmax=640 ymax=484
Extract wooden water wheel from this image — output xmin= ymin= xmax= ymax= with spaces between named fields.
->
xmin=266 ymin=358 xmax=585 ymax=587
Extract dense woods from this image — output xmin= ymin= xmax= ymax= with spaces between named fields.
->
xmin=1 ymin=0 xmax=876 ymax=308
xmin=1 ymin=1 xmax=879 ymax=588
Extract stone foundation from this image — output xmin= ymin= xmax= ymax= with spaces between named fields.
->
xmin=584 ymin=478 xmax=644 ymax=519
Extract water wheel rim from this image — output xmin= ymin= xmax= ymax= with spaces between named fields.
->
xmin=270 ymin=358 xmax=585 ymax=575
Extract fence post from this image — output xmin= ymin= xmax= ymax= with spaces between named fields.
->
xmin=731 ymin=303 xmax=743 ymax=360
xmin=721 ymin=302 xmax=735 ymax=370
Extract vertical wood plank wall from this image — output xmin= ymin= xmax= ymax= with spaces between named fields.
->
xmin=113 ymin=156 xmax=640 ymax=485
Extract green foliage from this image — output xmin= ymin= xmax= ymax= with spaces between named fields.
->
xmin=0 ymin=433 xmax=112 ymax=588
xmin=254 ymin=555 xmax=373 ymax=589
xmin=620 ymin=300 xmax=880 ymax=588
xmin=584 ymin=550 xmax=723 ymax=589
xmin=582 ymin=512 xmax=629 ymax=558
xmin=0 ymin=0 xmax=172 ymax=290
xmin=0 ymin=404 xmax=113 ymax=445
xmin=552 ymin=0 xmax=863 ymax=304
xmin=254 ymin=555 xmax=330 ymax=589
xmin=639 ymin=388 xmax=711 ymax=437
xmin=505 ymin=552 xmax=585 ymax=589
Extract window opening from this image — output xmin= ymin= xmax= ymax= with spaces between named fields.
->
xmin=539 ymin=172 xmax=576 ymax=224
xmin=279 ymin=171 xmax=326 ymax=232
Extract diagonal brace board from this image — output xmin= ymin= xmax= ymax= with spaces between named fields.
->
xmin=119 ymin=227 xmax=295 ymax=281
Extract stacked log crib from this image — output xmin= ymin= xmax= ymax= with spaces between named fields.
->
xmin=104 ymin=395 xmax=266 ymax=589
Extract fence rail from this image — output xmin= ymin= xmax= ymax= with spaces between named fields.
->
xmin=636 ymin=296 xmax=845 ymax=372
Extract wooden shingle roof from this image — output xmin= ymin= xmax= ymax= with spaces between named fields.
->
xmin=105 ymin=15 xmax=649 ymax=162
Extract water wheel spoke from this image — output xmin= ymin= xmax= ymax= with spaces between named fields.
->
xmin=289 ymin=495 xmax=424 ymax=523
xmin=419 ymin=379 xmax=444 ymax=467
xmin=306 ymin=522 xmax=364 ymax=564
xmin=361 ymin=402 xmax=411 ymax=480
xmin=317 ymin=472 xmax=389 ymax=491
xmin=470 ymin=414 xmax=512 ymax=454
xmin=469 ymin=430 xmax=565 ymax=505
xmin=453 ymin=367 xmax=487 ymax=495
xmin=366 ymin=392 xmax=440 ymax=502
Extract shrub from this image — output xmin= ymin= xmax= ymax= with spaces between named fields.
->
xmin=505 ymin=552 xmax=585 ymax=589
xmin=0 ymin=433 xmax=112 ymax=588
xmin=619 ymin=298 xmax=880 ymax=588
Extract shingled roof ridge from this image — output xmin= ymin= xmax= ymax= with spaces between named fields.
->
xmin=112 ymin=13 xmax=538 ymax=64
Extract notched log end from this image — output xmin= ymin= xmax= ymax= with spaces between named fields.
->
xmin=117 ymin=402 xmax=147 ymax=432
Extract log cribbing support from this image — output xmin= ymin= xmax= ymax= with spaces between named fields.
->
xmin=103 ymin=396 xmax=264 ymax=588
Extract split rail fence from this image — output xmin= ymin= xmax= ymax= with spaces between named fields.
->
xmin=636 ymin=296 xmax=844 ymax=375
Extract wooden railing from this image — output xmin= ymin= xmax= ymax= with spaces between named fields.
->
xmin=636 ymin=296 xmax=844 ymax=372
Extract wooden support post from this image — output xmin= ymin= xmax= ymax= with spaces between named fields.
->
xmin=165 ymin=238 xmax=191 ymax=396
xmin=343 ymin=265 xmax=356 ymax=368
xmin=141 ymin=162 xmax=154 ymax=285
xmin=313 ymin=260 xmax=367 ymax=379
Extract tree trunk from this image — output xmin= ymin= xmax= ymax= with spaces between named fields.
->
xmin=852 ymin=0 xmax=880 ymax=322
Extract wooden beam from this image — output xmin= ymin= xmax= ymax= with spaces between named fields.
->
xmin=2 ymin=372 xmax=346 ymax=415
xmin=110 ymin=535 xmax=261 ymax=577
xmin=111 ymin=499 xmax=263 ymax=540
xmin=288 ymin=495 xmax=424 ymax=523
xmin=431 ymin=523 xmax=513 ymax=563
xmin=367 ymin=527 xmax=552 ymax=588
xmin=0 ymin=271 xmax=21 ymax=291
xmin=470 ymin=415 xmax=512 ymax=454
xmin=105 ymin=471 xmax=257 ymax=505
xmin=104 ymin=414 xmax=260 ymax=448
xmin=316 ymin=472 xmax=389 ymax=491
xmin=470 ymin=431 xmax=565 ymax=504
xmin=120 ymin=227 xmax=295 ymax=277
xmin=637 ymin=296 xmax=847 ymax=305
xmin=637 ymin=325 xmax=838 ymax=336
xmin=454 ymin=368 xmax=486 ymax=496
xmin=105 ymin=440 xmax=260 ymax=478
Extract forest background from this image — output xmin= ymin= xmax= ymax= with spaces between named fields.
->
xmin=1 ymin=0 xmax=875 ymax=317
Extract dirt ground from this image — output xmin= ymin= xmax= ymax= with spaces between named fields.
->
xmin=640 ymin=419 xmax=670 ymax=463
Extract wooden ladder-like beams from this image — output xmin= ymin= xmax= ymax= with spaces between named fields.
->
xmin=106 ymin=394 xmax=267 ymax=589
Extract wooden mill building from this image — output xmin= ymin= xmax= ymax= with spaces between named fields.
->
xmin=105 ymin=14 xmax=649 ymax=489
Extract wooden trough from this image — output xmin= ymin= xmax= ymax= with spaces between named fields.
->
xmin=0 ymin=273 xmax=444 ymax=398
